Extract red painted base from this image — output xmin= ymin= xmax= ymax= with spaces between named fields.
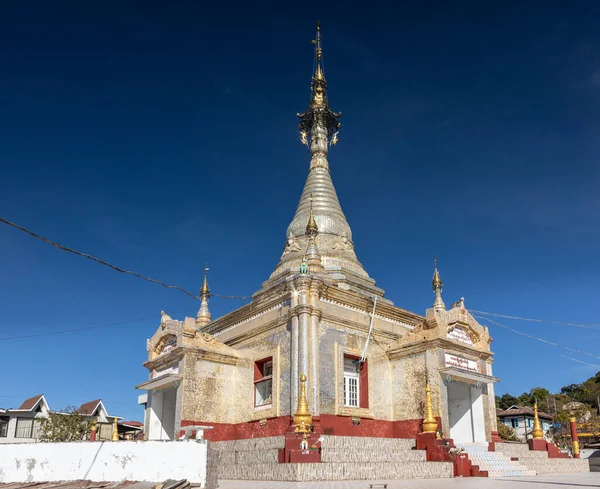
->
xmin=182 ymin=415 xmax=442 ymax=442
xmin=280 ymin=432 xmax=323 ymax=463
xmin=490 ymin=431 xmax=503 ymax=443
xmin=527 ymin=438 xmax=570 ymax=458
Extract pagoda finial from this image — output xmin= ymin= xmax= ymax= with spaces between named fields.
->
xmin=422 ymin=380 xmax=438 ymax=433
xmin=532 ymin=401 xmax=544 ymax=439
xmin=297 ymin=22 xmax=341 ymax=161
xmin=306 ymin=195 xmax=318 ymax=237
xmin=293 ymin=373 xmax=313 ymax=433
xmin=432 ymin=257 xmax=446 ymax=312
xmin=196 ymin=265 xmax=211 ymax=326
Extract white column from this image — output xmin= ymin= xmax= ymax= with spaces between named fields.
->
xmin=290 ymin=293 xmax=299 ymax=412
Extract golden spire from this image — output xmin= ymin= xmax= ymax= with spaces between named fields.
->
xmin=532 ymin=401 xmax=544 ymax=439
xmin=306 ymin=196 xmax=318 ymax=237
xmin=196 ymin=265 xmax=211 ymax=326
xmin=422 ymin=380 xmax=438 ymax=433
xmin=293 ymin=373 xmax=313 ymax=432
xmin=432 ymin=257 xmax=443 ymax=291
xmin=200 ymin=265 xmax=210 ymax=297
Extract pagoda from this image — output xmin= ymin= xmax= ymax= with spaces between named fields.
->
xmin=137 ymin=21 xmax=500 ymax=458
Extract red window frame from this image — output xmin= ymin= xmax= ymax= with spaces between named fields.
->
xmin=343 ymin=354 xmax=369 ymax=409
xmin=254 ymin=357 xmax=273 ymax=407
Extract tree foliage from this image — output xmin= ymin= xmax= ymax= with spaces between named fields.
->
xmin=39 ymin=406 xmax=93 ymax=442
xmin=497 ymin=420 xmax=520 ymax=442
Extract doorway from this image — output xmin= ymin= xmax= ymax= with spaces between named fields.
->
xmin=147 ymin=387 xmax=177 ymax=440
xmin=447 ymin=381 xmax=486 ymax=444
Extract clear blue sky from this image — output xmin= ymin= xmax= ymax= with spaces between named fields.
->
xmin=1 ymin=2 xmax=599 ymax=421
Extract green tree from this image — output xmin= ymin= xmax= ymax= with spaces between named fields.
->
xmin=497 ymin=420 xmax=520 ymax=441
xmin=38 ymin=406 xmax=93 ymax=442
xmin=497 ymin=393 xmax=519 ymax=410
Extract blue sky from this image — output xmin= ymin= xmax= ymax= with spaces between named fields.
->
xmin=1 ymin=2 xmax=599 ymax=421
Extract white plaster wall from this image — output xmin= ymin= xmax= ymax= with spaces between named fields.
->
xmin=0 ymin=441 xmax=212 ymax=486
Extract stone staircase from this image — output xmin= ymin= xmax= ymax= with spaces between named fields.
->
xmin=495 ymin=442 xmax=590 ymax=474
xmin=212 ymin=435 xmax=453 ymax=482
xmin=459 ymin=444 xmax=536 ymax=477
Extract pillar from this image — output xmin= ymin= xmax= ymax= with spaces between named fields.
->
xmin=290 ymin=292 xmax=299 ymax=412
xmin=296 ymin=276 xmax=312 ymax=408
xmin=309 ymin=279 xmax=323 ymax=415
xmin=570 ymin=416 xmax=580 ymax=458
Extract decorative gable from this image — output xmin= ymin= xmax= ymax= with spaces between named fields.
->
xmin=447 ymin=324 xmax=477 ymax=345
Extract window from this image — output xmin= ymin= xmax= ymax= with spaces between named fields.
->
xmin=15 ymin=418 xmax=40 ymax=439
xmin=527 ymin=418 xmax=533 ymax=428
xmin=254 ymin=357 xmax=273 ymax=407
xmin=343 ymin=357 xmax=360 ymax=407
xmin=343 ymin=355 xmax=369 ymax=408
xmin=0 ymin=416 xmax=8 ymax=437
xmin=510 ymin=417 xmax=519 ymax=429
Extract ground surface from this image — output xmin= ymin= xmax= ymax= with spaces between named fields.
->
xmin=218 ymin=472 xmax=600 ymax=488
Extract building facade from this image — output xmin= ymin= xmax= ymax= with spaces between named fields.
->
xmin=137 ymin=23 xmax=500 ymax=446
xmin=498 ymin=405 xmax=553 ymax=441
xmin=0 ymin=395 xmax=123 ymax=443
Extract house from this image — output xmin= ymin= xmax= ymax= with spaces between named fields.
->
xmin=497 ymin=405 xmax=553 ymax=440
xmin=0 ymin=395 xmax=130 ymax=443
xmin=0 ymin=394 xmax=49 ymax=443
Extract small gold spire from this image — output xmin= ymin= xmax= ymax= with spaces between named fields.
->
xmin=200 ymin=265 xmax=210 ymax=297
xmin=111 ymin=417 xmax=119 ymax=441
xmin=422 ymin=381 xmax=438 ymax=433
xmin=293 ymin=373 xmax=313 ymax=432
xmin=432 ymin=256 xmax=443 ymax=291
xmin=532 ymin=401 xmax=544 ymax=439
xmin=306 ymin=196 xmax=318 ymax=237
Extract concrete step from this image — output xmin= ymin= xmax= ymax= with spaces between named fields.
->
xmin=321 ymin=449 xmax=426 ymax=463
xmin=219 ymin=462 xmax=453 ymax=481
xmin=520 ymin=458 xmax=590 ymax=474
xmin=211 ymin=436 xmax=284 ymax=452
xmin=320 ymin=436 xmax=415 ymax=451
xmin=462 ymin=447 xmax=536 ymax=477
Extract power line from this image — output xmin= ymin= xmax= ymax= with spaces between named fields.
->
xmin=560 ymin=355 xmax=600 ymax=369
xmin=473 ymin=315 xmax=600 ymax=361
xmin=471 ymin=309 xmax=600 ymax=330
xmin=0 ymin=315 xmax=160 ymax=341
xmin=0 ymin=216 xmax=251 ymax=301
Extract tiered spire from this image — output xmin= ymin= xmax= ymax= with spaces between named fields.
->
xmin=432 ymin=257 xmax=446 ymax=312
xmin=268 ymin=22 xmax=378 ymax=292
xmin=196 ymin=266 xmax=211 ymax=326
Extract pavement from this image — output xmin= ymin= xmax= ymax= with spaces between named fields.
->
xmin=218 ymin=472 xmax=600 ymax=488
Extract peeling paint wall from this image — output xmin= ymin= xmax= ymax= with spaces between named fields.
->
xmin=0 ymin=441 xmax=215 ymax=487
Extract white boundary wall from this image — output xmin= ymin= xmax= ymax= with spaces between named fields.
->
xmin=0 ymin=440 xmax=213 ymax=486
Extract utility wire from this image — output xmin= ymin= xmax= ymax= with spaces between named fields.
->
xmin=471 ymin=309 xmax=600 ymax=330
xmin=0 ymin=315 xmax=160 ymax=341
xmin=473 ymin=315 xmax=600 ymax=361
xmin=0 ymin=217 xmax=251 ymax=301
xmin=560 ymin=355 xmax=600 ymax=369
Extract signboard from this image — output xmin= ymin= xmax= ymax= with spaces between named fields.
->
xmin=448 ymin=326 xmax=474 ymax=345
xmin=444 ymin=353 xmax=479 ymax=373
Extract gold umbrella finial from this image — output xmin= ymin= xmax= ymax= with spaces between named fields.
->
xmin=432 ymin=256 xmax=443 ymax=291
xmin=532 ymin=401 xmax=544 ymax=439
xmin=293 ymin=373 xmax=312 ymax=432
xmin=422 ymin=380 xmax=438 ymax=433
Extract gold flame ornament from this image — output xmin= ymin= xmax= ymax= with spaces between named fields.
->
xmin=422 ymin=381 xmax=438 ymax=433
xmin=293 ymin=373 xmax=312 ymax=432
xmin=532 ymin=402 xmax=544 ymax=439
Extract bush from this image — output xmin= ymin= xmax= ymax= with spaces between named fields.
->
xmin=497 ymin=420 xmax=520 ymax=442
xmin=39 ymin=406 xmax=94 ymax=442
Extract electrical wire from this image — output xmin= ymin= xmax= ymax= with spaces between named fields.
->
xmin=0 ymin=315 xmax=160 ymax=341
xmin=471 ymin=309 xmax=600 ymax=330
xmin=0 ymin=216 xmax=251 ymax=301
xmin=473 ymin=315 xmax=600 ymax=361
